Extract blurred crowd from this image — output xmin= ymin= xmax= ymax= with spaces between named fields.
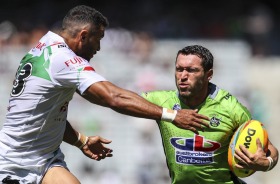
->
xmin=1 ymin=0 xmax=280 ymax=56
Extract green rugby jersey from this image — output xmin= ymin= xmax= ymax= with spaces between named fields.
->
xmin=142 ymin=83 xmax=251 ymax=184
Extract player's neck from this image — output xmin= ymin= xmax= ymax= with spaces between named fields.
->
xmin=59 ymin=32 xmax=79 ymax=54
xmin=180 ymin=85 xmax=209 ymax=109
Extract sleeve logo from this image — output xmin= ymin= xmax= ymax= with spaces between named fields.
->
xmin=65 ymin=56 xmax=85 ymax=67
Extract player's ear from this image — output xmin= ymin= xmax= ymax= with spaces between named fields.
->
xmin=79 ymin=29 xmax=88 ymax=42
xmin=207 ymin=69 xmax=213 ymax=81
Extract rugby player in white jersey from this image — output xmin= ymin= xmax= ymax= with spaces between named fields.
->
xmin=0 ymin=5 xmax=209 ymax=184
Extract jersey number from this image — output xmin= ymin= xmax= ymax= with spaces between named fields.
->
xmin=11 ymin=63 xmax=32 ymax=97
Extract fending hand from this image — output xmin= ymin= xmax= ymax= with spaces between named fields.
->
xmin=81 ymin=136 xmax=113 ymax=161
xmin=172 ymin=109 xmax=210 ymax=134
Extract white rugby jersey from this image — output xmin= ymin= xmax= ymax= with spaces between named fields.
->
xmin=0 ymin=31 xmax=106 ymax=169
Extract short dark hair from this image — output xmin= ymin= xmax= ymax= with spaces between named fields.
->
xmin=176 ymin=45 xmax=214 ymax=71
xmin=62 ymin=5 xmax=109 ymax=35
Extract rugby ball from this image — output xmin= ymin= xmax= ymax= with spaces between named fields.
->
xmin=228 ymin=120 xmax=268 ymax=178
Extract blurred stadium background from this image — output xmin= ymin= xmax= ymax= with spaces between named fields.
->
xmin=1 ymin=0 xmax=280 ymax=183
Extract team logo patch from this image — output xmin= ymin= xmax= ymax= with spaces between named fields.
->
xmin=209 ymin=115 xmax=221 ymax=127
xmin=173 ymin=103 xmax=181 ymax=110
xmin=170 ymin=135 xmax=221 ymax=165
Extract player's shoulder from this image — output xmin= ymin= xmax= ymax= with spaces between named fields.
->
xmin=210 ymin=83 xmax=240 ymax=106
xmin=29 ymin=31 xmax=74 ymax=59
xmin=142 ymin=90 xmax=177 ymax=104
xmin=40 ymin=32 xmax=90 ymax=70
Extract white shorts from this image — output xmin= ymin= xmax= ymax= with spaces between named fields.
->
xmin=0 ymin=149 xmax=67 ymax=184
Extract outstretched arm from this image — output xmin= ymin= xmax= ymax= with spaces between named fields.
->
xmin=81 ymin=81 xmax=210 ymax=134
xmin=234 ymin=138 xmax=278 ymax=171
xmin=63 ymin=120 xmax=113 ymax=161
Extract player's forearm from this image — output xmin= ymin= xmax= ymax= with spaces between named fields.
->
xmin=110 ymin=90 xmax=162 ymax=120
xmin=63 ymin=120 xmax=79 ymax=145
xmin=83 ymin=81 xmax=164 ymax=120
xmin=63 ymin=120 xmax=89 ymax=149
xmin=267 ymin=140 xmax=279 ymax=170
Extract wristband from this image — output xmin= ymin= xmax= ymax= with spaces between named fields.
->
xmin=78 ymin=136 xmax=89 ymax=149
xmin=265 ymin=156 xmax=274 ymax=172
xmin=73 ymin=132 xmax=88 ymax=149
xmin=161 ymin=108 xmax=177 ymax=122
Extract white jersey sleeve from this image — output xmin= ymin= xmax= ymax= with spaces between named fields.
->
xmin=50 ymin=50 xmax=106 ymax=94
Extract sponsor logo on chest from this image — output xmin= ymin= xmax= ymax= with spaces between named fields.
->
xmin=170 ymin=135 xmax=221 ymax=165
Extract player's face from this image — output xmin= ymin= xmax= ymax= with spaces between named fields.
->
xmin=78 ymin=24 xmax=105 ymax=61
xmin=175 ymin=54 xmax=212 ymax=102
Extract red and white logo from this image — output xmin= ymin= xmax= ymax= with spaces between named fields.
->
xmin=33 ymin=42 xmax=46 ymax=50
xmin=64 ymin=57 xmax=85 ymax=67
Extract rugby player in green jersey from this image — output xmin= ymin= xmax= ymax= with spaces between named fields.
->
xmin=142 ymin=45 xmax=278 ymax=184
